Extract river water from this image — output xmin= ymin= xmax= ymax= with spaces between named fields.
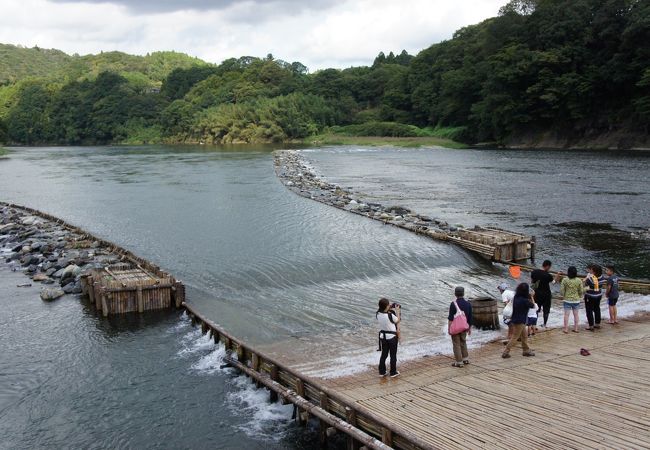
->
xmin=1 ymin=145 xmax=649 ymax=449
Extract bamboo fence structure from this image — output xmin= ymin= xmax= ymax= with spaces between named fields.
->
xmin=2 ymin=202 xmax=185 ymax=315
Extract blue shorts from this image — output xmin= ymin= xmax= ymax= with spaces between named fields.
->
xmin=608 ymin=297 xmax=619 ymax=306
xmin=526 ymin=317 xmax=538 ymax=326
xmin=563 ymin=301 xmax=580 ymax=310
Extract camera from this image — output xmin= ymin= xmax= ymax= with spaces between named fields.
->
xmin=391 ymin=302 xmax=401 ymax=309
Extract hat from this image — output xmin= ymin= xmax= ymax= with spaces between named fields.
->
xmin=497 ymin=282 xmax=508 ymax=291
xmin=454 ymin=286 xmax=464 ymax=296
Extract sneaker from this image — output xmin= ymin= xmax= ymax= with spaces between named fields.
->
xmin=379 ymin=372 xmax=387 ymax=377
xmin=451 ymin=362 xmax=464 ymax=368
xmin=462 ymin=360 xmax=470 ymax=365
xmin=390 ymin=371 xmax=400 ymax=378
xmin=501 ymin=353 xmax=511 ymax=359
xmin=522 ymin=351 xmax=535 ymax=357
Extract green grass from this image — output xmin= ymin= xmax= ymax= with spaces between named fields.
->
xmin=303 ymin=133 xmax=467 ymax=149
xmin=0 ymin=147 xmax=9 ymax=157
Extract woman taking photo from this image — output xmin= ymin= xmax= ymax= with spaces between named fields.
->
xmin=376 ymin=298 xmax=400 ymax=378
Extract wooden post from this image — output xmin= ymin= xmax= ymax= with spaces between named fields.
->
xmin=94 ymin=282 xmax=101 ymax=310
xmin=381 ymin=428 xmax=392 ymax=447
xmin=320 ymin=391 xmax=329 ymax=447
xmin=137 ymin=285 xmax=144 ymax=313
xmin=201 ymin=321 xmax=209 ymax=334
xmin=88 ymin=278 xmax=95 ymax=304
xmin=236 ymin=345 xmax=245 ymax=363
xmin=224 ymin=337 xmax=232 ymax=351
xmin=212 ymin=330 xmax=220 ymax=344
xmin=269 ymin=365 xmax=279 ymax=402
xmin=346 ymin=407 xmax=359 ymax=450
xmin=530 ymin=235 xmax=536 ymax=262
xmin=295 ymin=378 xmax=306 ymax=425
xmin=101 ymin=289 xmax=108 ymax=317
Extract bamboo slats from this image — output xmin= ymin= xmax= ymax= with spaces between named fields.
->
xmin=86 ymin=263 xmax=174 ymax=316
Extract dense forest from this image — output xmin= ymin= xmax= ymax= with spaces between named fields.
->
xmin=0 ymin=0 xmax=648 ymax=147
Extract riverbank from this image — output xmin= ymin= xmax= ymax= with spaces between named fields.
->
xmin=303 ymin=133 xmax=467 ymax=149
xmin=505 ymin=128 xmax=650 ymax=151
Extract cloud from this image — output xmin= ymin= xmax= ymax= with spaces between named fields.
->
xmin=49 ymin=0 xmax=338 ymax=14
xmin=0 ymin=0 xmax=506 ymax=70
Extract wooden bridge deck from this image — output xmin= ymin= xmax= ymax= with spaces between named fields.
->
xmin=323 ymin=314 xmax=650 ymax=449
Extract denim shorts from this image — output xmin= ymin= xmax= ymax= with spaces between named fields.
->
xmin=526 ymin=316 xmax=538 ymax=326
xmin=563 ymin=301 xmax=580 ymax=310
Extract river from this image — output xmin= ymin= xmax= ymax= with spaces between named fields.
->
xmin=1 ymin=145 xmax=649 ymax=449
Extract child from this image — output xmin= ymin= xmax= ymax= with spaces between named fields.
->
xmin=605 ymin=265 xmax=620 ymax=324
xmin=527 ymin=291 xmax=538 ymax=337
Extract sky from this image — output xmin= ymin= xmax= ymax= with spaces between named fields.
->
xmin=1 ymin=0 xmax=506 ymax=71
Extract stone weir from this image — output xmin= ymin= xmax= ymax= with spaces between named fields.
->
xmin=273 ymin=150 xmax=535 ymax=263
xmin=0 ymin=202 xmax=184 ymax=312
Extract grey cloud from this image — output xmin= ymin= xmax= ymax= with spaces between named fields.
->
xmin=49 ymin=0 xmax=338 ymax=14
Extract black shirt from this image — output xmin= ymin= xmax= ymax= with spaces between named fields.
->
xmin=448 ymin=298 xmax=473 ymax=326
xmin=531 ymin=269 xmax=554 ymax=296
xmin=511 ymin=294 xmax=533 ymax=324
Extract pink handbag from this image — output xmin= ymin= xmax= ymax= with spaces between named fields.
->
xmin=449 ymin=300 xmax=470 ymax=335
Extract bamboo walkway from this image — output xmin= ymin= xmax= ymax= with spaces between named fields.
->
xmin=323 ymin=314 xmax=650 ymax=449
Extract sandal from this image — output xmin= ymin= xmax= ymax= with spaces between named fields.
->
xmin=580 ymin=348 xmax=591 ymax=356
xmin=451 ymin=362 xmax=464 ymax=367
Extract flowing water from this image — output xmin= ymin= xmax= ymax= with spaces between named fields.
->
xmin=1 ymin=145 xmax=649 ymax=449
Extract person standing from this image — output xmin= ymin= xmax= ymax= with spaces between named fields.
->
xmin=448 ymin=286 xmax=472 ymax=367
xmin=605 ymin=265 xmax=620 ymax=324
xmin=531 ymin=260 xmax=555 ymax=328
xmin=498 ymin=282 xmax=515 ymax=343
xmin=560 ymin=266 xmax=583 ymax=333
xmin=376 ymin=298 xmax=400 ymax=378
xmin=584 ymin=264 xmax=604 ymax=330
xmin=502 ymin=283 xmax=536 ymax=359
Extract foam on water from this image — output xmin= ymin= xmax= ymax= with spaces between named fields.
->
xmin=176 ymin=329 xmax=214 ymax=357
xmin=226 ymin=375 xmax=294 ymax=441
xmin=178 ymin=329 xmax=295 ymax=441
xmin=191 ymin=346 xmax=227 ymax=374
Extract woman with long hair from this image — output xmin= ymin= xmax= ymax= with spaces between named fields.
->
xmin=502 ymin=283 xmax=536 ymax=359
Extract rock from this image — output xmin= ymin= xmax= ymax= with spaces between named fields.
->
xmin=45 ymin=268 xmax=57 ymax=276
xmin=26 ymin=264 xmax=38 ymax=273
xmin=63 ymin=282 xmax=81 ymax=294
xmin=31 ymin=242 xmax=43 ymax=251
xmin=33 ymin=273 xmax=50 ymax=282
xmin=21 ymin=245 xmax=32 ymax=254
xmin=21 ymin=216 xmax=41 ymax=226
xmin=60 ymin=277 xmax=75 ymax=287
xmin=40 ymin=288 xmax=65 ymax=301
xmin=52 ymin=268 xmax=65 ymax=279
xmin=0 ymin=223 xmax=16 ymax=233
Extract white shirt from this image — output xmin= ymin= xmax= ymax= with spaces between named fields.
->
xmin=501 ymin=289 xmax=515 ymax=304
xmin=377 ymin=311 xmax=397 ymax=339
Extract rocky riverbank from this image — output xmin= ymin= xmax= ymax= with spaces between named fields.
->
xmin=0 ymin=204 xmax=121 ymax=301
xmin=273 ymin=150 xmax=461 ymax=238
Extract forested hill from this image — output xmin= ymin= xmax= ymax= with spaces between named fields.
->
xmin=1 ymin=0 xmax=648 ymax=148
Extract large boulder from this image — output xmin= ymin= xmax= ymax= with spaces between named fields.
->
xmin=62 ymin=264 xmax=81 ymax=278
xmin=40 ymin=288 xmax=65 ymax=301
